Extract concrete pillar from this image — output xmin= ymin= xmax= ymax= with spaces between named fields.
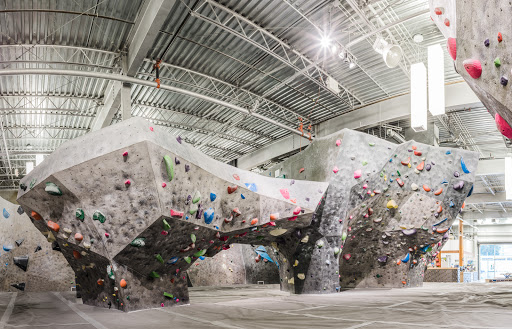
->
xmin=120 ymin=83 xmax=132 ymax=120
xmin=404 ymin=123 xmax=439 ymax=146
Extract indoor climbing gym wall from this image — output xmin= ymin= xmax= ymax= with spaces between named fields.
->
xmin=429 ymin=0 xmax=512 ymax=140
xmin=0 ymin=197 xmax=74 ymax=292
xmin=16 ymin=117 xmax=326 ymax=311
xmin=187 ymin=244 xmax=279 ymax=286
xmin=267 ymin=129 xmax=479 ymax=289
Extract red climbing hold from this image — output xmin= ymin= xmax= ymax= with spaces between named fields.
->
xmin=444 ymin=18 xmax=450 ymax=27
xmin=396 ymin=178 xmax=404 ymax=187
xmin=299 ymin=168 xmax=305 ymax=173
xmin=498 ymin=32 xmax=503 ymax=43
xmin=293 ymin=206 xmax=301 ymax=215
xmin=434 ymin=7 xmax=443 ymax=15
xmin=280 ymin=188 xmax=290 ymax=199
xmin=250 ymin=218 xmax=258 ymax=225
xmin=343 ymin=254 xmax=351 ymax=261
xmin=124 ymin=179 xmax=131 ymax=187
xmin=412 ymin=145 xmax=417 ymax=150
xmin=105 ymin=233 xmax=110 ymax=238
xmin=447 ymin=38 xmax=457 ymax=60
xmin=149 ymin=127 xmax=154 ymax=132
xmin=162 ymin=182 xmax=167 ymax=188
xmin=122 ymin=151 xmax=128 ymax=157
xmin=233 ymin=174 xmax=240 ymax=180
xmin=495 ymin=113 xmax=512 ymax=139
xmin=227 ymin=186 xmax=238 ymax=194
xmin=232 ymin=208 xmax=241 ymax=216
xmin=414 ymin=151 xmax=422 ymax=156
xmin=170 ymin=209 xmax=184 ymax=218
xmin=417 ymin=161 xmax=425 ymax=171
xmin=401 ymin=157 xmax=410 ymax=166
xmin=74 ymin=233 xmax=83 ymax=242
xmin=463 ymin=59 xmax=482 ymax=79
xmin=73 ymin=250 xmax=81 ymax=259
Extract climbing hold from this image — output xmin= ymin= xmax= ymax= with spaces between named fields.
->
xmin=484 ymin=38 xmax=490 ymax=47
xmin=270 ymin=213 xmax=279 ymax=221
xmin=15 ymin=239 xmax=24 ymax=247
xmin=184 ymin=256 xmax=192 ymax=264
xmin=149 ymin=127 xmax=154 ymax=131
xmin=124 ymin=179 xmax=131 ymax=187
xmin=354 ymin=169 xmax=362 ymax=179
xmin=453 ymin=180 xmax=465 ymax=191
xmin=47 ymin=221 xmax=60 ymax=232
xmin=494 ymin=57 xmax=502 ymax=67
xmin=204 ymin=208 xmax=214 ymax=224
xmin=155 ymin=254 xmax=164 ymax=264
xmin=227 ymin=186 xmax=238 ymax=194
xmin=454 ymin=171 xmax=460 ymax=178
xmin=122 ymin=151 xmax=128 ymax=157
xmin=426 ymin=164 xmax=432 ymax=171
xmin=293 ymin=206 xmax=301 ymax=215
xmin=423 ymin=185 xmax=431 ymax=192
xmin=498 ymin=32 xmax=503 ymax=43
xmin=170 ymin=209 xmax=183 ymax=218
xmin=73 ymin=250 xmax=81 ymax=259
xmin=333 ymin=166 xmax=339 ymax=174
xmin=444 ymin=18 xmax=450 ymax=27
xmin=495 ymin=113 xmax=512 ymax=139
xmin=460 ymin=157 xmax=471 ymax=174
xmin=130 ymin=238 xmax=145 ymax=247
xmin=411 ymin=183 xmax=419 ymax=191
xmin=176 ymin=136 xmax=182 ymax=144
xmin=396 ymin=178 xmax=404 ymax=187
xmin=434 ymin=7 xmax=443 ymax=15
xmin=13 ymin=256 xmax=29 ymax=271
xmin=447 ymin=37 xmax=456 ymax=60
xmin=299 ymin=168 xmax=305 ymax=173
xmin=436 ymin=227 xmax=450 ymax=234
xmin=434 ymin=188 xmax=443 ymax=196
xmin=192 ymin=191 xmax=201 ymax=203
xmin=162 ymin=219 xmax=171 ymax=231
xmin=336 ymin=139 xmax=341 ymax=146
xmin=377 ymin=256 xmax=388 ymax=263
xmin=93 ymin=211 xmax=106 ymax=223
xmin=316 ymin=240 xmax=325 ymax=248
xmin=45 ymin=182 xmax=62 ymax=196
xmin=245 ymin=183 xmax=257 ymax=192
xmin=185 ymin=164 xmax=190 ymax=172
xmin=241 ymin=194 xmax=246 ymax=199
xmin=402 ymin=229 xmax=417 ymax=236
xmin=416 ymin=161 xmax=424 ymax=171
xmin=343 ymin=254 xmax=351 ymax=261
xmin=501 ymin=76 xmax=509 ymax=86
xmin=194 ymin=249 xmax=207 ymax=257
xmin=232 ymin=208 xmax=241 ymax=216
xmin=401 ymin=253 xmax=410 ymax=263
xmin=463 ymin=59 xmax=482 ymax=79
xmin=149 ymin=271 xmax=160 ymax=278
xmin=74 ymin=233 xmax=83 ymax=242
xmin=97 ymin=279 xmax=104 ymax=286
xmin=105 ymin=232 xmax=110 ymax=238
xmin=119 ymin=279 xmax=127 ymax=288
xmin=334 ymin=247 xmax=341 ymax=255
xmin=76 ymin=208 xmax=84 ymax=221
xmin=163 ymin=155 xmax=175 ymax=182
xmin=280 ymin=188 xmax=290 ymax=199
xmin=401 ymin=157 xmax=410 ymax=166
xmin=2 ymin=208 xmax=9 ymax=218
xmin=233 ymin=174 xmax=240 ymax=180
xmin=386 ymin=200 xmax=398 ymax=209
xmin=414 ymin=151 xmax=422 ymax=157
xmin=210 ymin=193 xmax=217 ymax=202
xmin=17 ymin=206 xmax=24 ymax=215
xmin=250 ymin=218 xmax=258 ymax=225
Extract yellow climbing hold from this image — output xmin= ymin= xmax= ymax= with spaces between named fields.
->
xmin=297 ymin=273 xmax=305 ymax=280
xmin=293 ymin=260 xmax=299 ymax=267
xmin=387 ymin=200 xmax=398 ymax=209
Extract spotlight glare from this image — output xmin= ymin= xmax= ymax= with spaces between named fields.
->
xmin=349 ymin=62 xmax=356 ymax=69
xmin=321 ymin=36 xmax=331 ymax=48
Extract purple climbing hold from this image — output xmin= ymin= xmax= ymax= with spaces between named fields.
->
xmin=402 ymin=229 xmax=417 ymax=236
xmin=501 ymin=76 xmax=508 ymax=86
xmin=426 ymin=164 xmax=431 ymax=171
xmin=185 ymin=195 xmax=191 ymax=205
xmin=175 ymin=158 xmax=180 ymax=165
xmin=176 ymin=136 xmax=182 ymax=144
xmin=185 ymin=164 xmax=190 ymax=172
xmin=453 ymin=180 xmax=465 ymax=191
xmin=484 ymin=38 xmax=490 ymax=47
xmin=454 ymin=171 xmax=460 ymax=177
xmin=377 ymin=256 xmax=388 ymax=263
xmin=290 ymin=179 xmax=295 ymax=186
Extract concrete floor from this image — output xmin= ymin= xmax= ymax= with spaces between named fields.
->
xmin=1 ymin=283 xmax=512 ymax=329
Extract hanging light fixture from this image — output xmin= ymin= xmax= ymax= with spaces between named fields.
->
xmin=428 ymin=44 xmax=445 ymax=116
xmin=411 ymin=62 xmax=427 ymax=132
xmin=373 ymin=37 xmax=403 ymax=68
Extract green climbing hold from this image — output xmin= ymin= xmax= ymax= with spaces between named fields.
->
xmin=397 ymin=170 xmax=401 ymax=177
xmin=126 ymin=296 xmax=130 ymax=300
xmin=362 ymin=160 xmax=368 ymax=166
xmin=369 ymin=142 xmax=375 ymax=146
xmin=163 ymin=155 xmax=174 ymax=181
xmin=342 ymin=232 xmax=347 ymax=242
xmin=93 ymin=211 xmax=106 ymax=223
xmin=191 ymin=234 xmax=196 ymax=243
xmin=189 ymin=204 xmax=198 ymax=215
xmin=192 ymin=191 xmax=201 ymax=204
xmin=184 ymin=256 xmax=192 ymax=264
xmin=29 ymin=178 xmax=36 ymax=189
xmin=107 ymin=266 xmax=115 ymax=280
xmin=163 ymin=292 xmax=174 ymax=298
xmin=130 ymin=238 xmax=146 ymax=247
xmin=494 ymin=57 xmax=501 ymax=67
xmin=45 ymin=182 xmax=62 ymax=196
xmin=193 ymin=249 xmax=207 ymax=257
xmin=76 ymin=208 xmax=84 ymax=221
xmin=155 ymin=254 xmax=164 ymax=264
xmin=149 ymin=271 xmax=160 ymax=278
xmin=163 ymin=219 xmax=171 ymax=231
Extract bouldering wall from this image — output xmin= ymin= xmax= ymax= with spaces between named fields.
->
xmin=187 ymin=244 xmax=279 ymax=286
xmin=17 ymin=117 xmax=327 ymax=312
xmin=429 ymin=0 xmax=512 ymax=139
xmin=267 ymin=129 xmax=478 ymax=289
xmin=0 ymin=197 xmax=74 ymax=292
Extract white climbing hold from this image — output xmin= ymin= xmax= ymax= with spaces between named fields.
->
xmin=297 ymin=273 xmax=305 ymax=280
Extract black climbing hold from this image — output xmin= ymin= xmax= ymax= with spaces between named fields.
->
xmin=15 ymin=239 xmax=24 ymax=247
xmin=484 ymin=38 xmax=490 ymax=47
xmin=175 ymin=157 xmax=180 ymax=165
xmin=11 ymin=283 xmax=25 ymax=291
xmin=14 ymin=255 xmax=29 ymax=272
xmin=185 ymin=164 xmax=190 ymax=172
xmin=19 ymin=183 xmax=27 ymax=191
xmin=34 ymin=245 xmax=42 ymax=253
xmin=17 ymin=206 xmax=24 ymax=215
xmin=501 ymin=76 xmax=508 ymax=86
xmin=52 ymin=241 xmax=61 ymax=251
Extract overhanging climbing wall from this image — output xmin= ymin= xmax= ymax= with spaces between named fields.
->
xmin=266 ymin=129 xmax=478 ymax=289
xmin=429 ymin=0 xmax=512 ymax=139
xmin=17 ymin=117 xmax=328 ymax=312
xmin=0 ymin=197 xmax=74 ymax=292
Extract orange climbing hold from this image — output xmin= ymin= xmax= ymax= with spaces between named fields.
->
xmin=416 ymin=161 xmax=424 ymax=171
xmin=414 ymin=151 xmax=422 ymax=156
xmin=423 ymin=185 xmax=431 ymax=192
xmin=97 ymin=279 xmax=104 ymax=286
xmin=47 ymin=221 xmax=60 ymax=232
xmin=290 ymin=198 xmax=297 ymax=203
xmin=73 ymin=250 xmax=81 ymax=259
xmin=120 ymin=279 xmax=127 ymax=288
xmin=250 ymin=218 xmax=258 ymax=225
xmin=74 ymin=233 xmax=83 ymax=242
xmin=436 ymin=227 xmax=449 ymax=234
xmin=401 ymin=157 xmax=410 ymax=166
xmin=434 ymin=188 xmax=443 ymax=196
xmin=31 ymin=211 xmax=42 ymax=220
xmin=462 ymin=202 xmax=465 ymax=209
xmin=498 ymin=32 xmax=503 ymax=43
xmin=437 ymin=205 xmax=443 ymax=213
xmin=396 ymin=259 xmax=402 ymax=265
xmin=299 ymin=168 xmax=305 ymax=173
xmin=434 ymin=7 xmax=443 ymax=15
xmin=270 ymin=213 xmax=279 ymax=221
xmin=411 ymin=145 xmax=417 ymax=150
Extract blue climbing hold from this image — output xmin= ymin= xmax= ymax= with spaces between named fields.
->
xmin=204 ymin=208 xmax=214 ymax=224
xmin=167 ymin=257 xmax=179 ymax=265
xmin=446 ymin=150 xmax=451 ymax=155
xmin=245 ymin=183 xmax=258 ymax=192
xmin=199 ymin=256 xmax=205 ymax=260
xmin=441 ymin=180 xmax=448 ymax=185
xmin=433 ymin=218 xmax=448 ymax=226
xmin=255 ymin=246 xmax=278 ymax=267
xmin=241 ymin=194 xmax=246 ymax=199
xmin=467 ymin=184 xmax=474 ymax=197
xmin=401 ymin=253 xmax=410 ymax=263
xmin=449 ymin=201 xmax=455 ymax=208
xmin=420 ymin=245 xmax=430 ymax=253
xmin=461 ymin=156 xmax=471 ymax=174
xmin=3 ymin=208 xmax=9 ymax=218
xmin=210 ymin=193 xmax=217 ymax=202
xmin=3 ymin=245 xmax=13 ymax=252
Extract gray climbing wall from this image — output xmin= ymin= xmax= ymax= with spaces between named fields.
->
xmin=0 ymin=197 xmax=74 ymax=292
xmin=429 ymin=0 xmax=512 ymax=139
xmin=16 ymin=117 xmax=327 ymax=312
xmin=187 ymin=244 xmax=279 ymax=286
xmin=266 ymin=129 xmax=478 ymax=289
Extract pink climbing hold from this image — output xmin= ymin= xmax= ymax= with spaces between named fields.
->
xmin=362 ymin=183 xmax=368 ymax=189
xmin=124 ymin=179 xmax=131 ymax=186
xmin=336 ymin=139 xmax=341 ymax=146
xmin=293 ymin=206 xmax=301 ymax=215
xmin=343 ymin=254 xmax=351 ymax=261
xmin=495 ymin=113 xmax=512 ymax=139
xmin=161 ymin=231 xmax=169 ymax=235
xmin=161 ymin=303 xmax=164 ymax=307
xmin=280 ymin=188 xmax=290 ymax=199
xmin=122 ymin=151 xmax=128 ymax=157
xmin=333 ymin=166 xmax=339 ymax=174
xmin=354 ymin=169 xmax=362 ymax=179
xmin=170 ymin=209 xmax=184 ymax=218
xmin=463 ymin=59 xmax=482 ymax=79
xmin=447 ymin=38 xmax=456 ymax=60
xmin=162 ymin=182 xmax=167 ymax=188
xmin=150 ymin=127 xmax=154 ymax=132
xmin=105 ymin=233 xmax=110 ymax=238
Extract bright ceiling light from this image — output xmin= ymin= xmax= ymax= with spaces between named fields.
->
xmin=36 ymin=154 xmax=44 ymax=166
xmin=373 ymin=37 xmax=403 ymax=68
xmin=411 ymin=62 xmax=427 ymax=132
xmin=506 ymin=157 xmax=512 ymax=200
xmin=26 ymin=162 xmax=34 ymax=174
xmin=413 ymin=34 xmax=424 ymax=43
xmin=338 ymin=50 xmax=347 ymax=60
xmin=321 ymin=36 xmax=331 ymax=48
xmin=349 ymin=62 xmax=356 ymax=69
xmin=428 ymin=44 xmax=445 ymax=116
xmin=331 ymin=44 xmax=338 ymax=54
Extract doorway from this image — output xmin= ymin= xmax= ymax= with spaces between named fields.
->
xmin=479 ymin=244 xmax=512 ymax=280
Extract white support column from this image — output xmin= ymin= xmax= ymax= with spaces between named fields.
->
xmin=91 ymin=81 xmax=122 ymax=131
xmin=120 ymin=83 xmax=132 ymax=120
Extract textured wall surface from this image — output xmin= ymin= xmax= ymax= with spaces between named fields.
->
xmin=267 ymin=129 xmax=478 ymax=289
xmin=17 ymin=117 xmax=326 ymax=311
xmin=429 ymin=0 xmax=512 ymax=138
xmin=0 ymin=197 xmax=74 ymax=292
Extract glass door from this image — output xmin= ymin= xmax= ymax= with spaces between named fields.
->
xmin=479 ymin=244 xmax=512 ymax=280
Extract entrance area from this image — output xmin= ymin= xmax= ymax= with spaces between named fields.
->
xmin=479 ymin=244 xmax=512 ymax=280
